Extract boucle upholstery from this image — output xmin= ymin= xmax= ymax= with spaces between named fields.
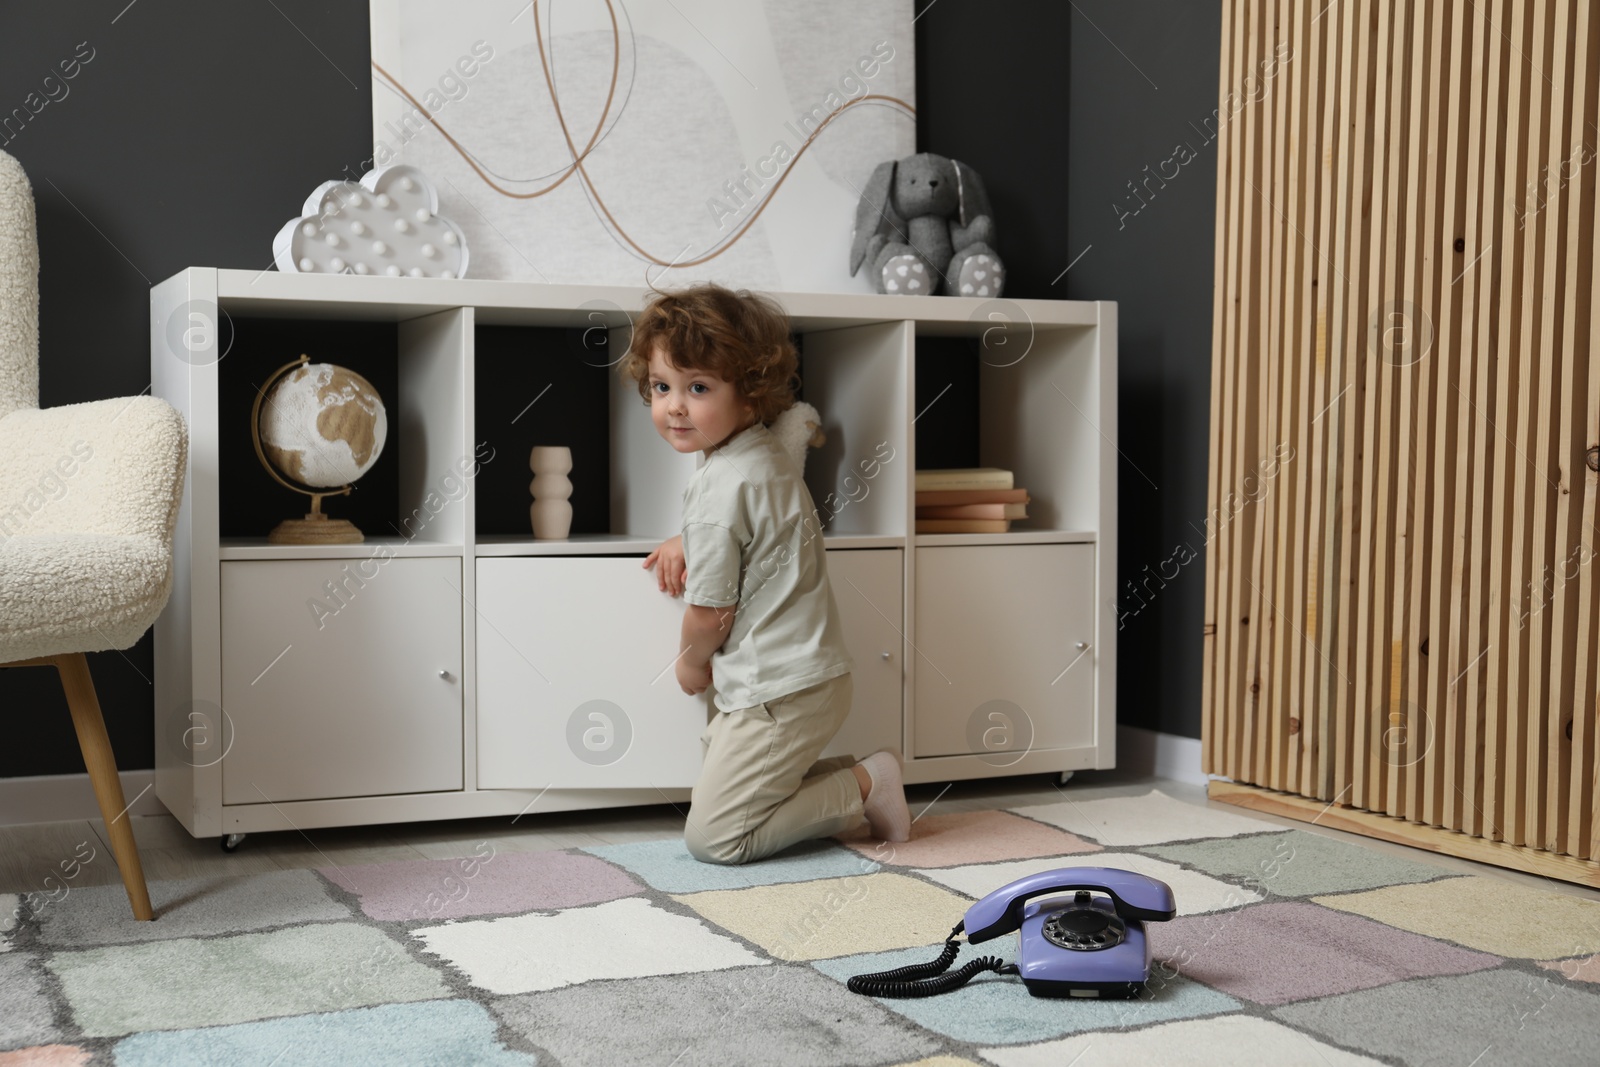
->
xmin=0 ymin=151 xmax=38 ymax=420
xmin=0 ymin=148 xmax=188 ymax=663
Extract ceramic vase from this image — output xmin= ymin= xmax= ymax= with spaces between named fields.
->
xmin=529 ymin=446 xmax=573 ymax=539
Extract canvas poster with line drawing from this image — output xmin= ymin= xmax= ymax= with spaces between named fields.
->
xmin=368 ymin=0 xmax=915 ymax=292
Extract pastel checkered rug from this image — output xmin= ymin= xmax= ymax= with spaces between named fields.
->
xmin=4 ymin=790 xmax=1600 ymax=1066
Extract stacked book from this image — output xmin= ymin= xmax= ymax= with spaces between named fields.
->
xmin=915 ymin=468 xmax=1029 ymax=533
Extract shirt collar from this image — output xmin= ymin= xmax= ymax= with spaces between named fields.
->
xmin=706 ymin=420 xmax=764 ymax=456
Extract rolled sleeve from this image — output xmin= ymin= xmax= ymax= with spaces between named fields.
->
xmin=682 ymin=521 xmax=743 ymax=607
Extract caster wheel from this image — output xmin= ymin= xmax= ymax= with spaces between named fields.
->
xmin=220 ymin=833 xmax=247 ymax=852
xmin=1057 ymin=771 xmax=1076 ymax=786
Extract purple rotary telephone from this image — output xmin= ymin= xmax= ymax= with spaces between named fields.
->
xmin=848 ymin=867 xmax=1177 ymax=999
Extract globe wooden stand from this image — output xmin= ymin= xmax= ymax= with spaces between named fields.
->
xmin=269 ymin=493 xmax=363 ymax=545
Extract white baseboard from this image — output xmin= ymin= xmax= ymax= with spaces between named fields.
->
xmin=0 ymin=770 xmax=167 ymax=827
xmin=1115 ymin=725 xmax=1206 ymax=785
xmin=0 ymin=734 xmax=1206 ymax=826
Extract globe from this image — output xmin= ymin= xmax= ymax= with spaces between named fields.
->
xmin=259 ymin=363 xmax=387 ymax=488
xmin=250 ymin=357 xmax=387 ymax=545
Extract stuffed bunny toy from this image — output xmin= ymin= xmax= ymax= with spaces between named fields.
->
xmin=848 ymin=153 xmax=1004 ymax=298
xmin=769 ymin=400 xmax=826 ymax=476
xmin=695 ymin=404 xmax=823 ymax=476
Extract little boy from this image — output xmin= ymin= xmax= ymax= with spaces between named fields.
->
xmin=625 ymin=282 xmax=911 ymax=864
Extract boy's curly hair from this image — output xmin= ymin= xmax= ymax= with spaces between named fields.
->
xmin=622 ymin=283 xmax=799 ymax=425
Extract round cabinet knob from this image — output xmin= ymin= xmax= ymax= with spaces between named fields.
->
xmin=438 ymin=669 xmax=453 ymax=681
xmin=1075 ymin=641 xmax=1090 ymax=650
xmin=881 ymin=651 xmax=892 ymax=660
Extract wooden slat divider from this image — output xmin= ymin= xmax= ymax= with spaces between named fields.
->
xmin=1427 ymin=0 xmax=1472 ymax=825
xmin=1305 ymin=0 xmax=1347 ymax=803
xmin=1201 ymin=0 xmax=1236 ymax=779
xmin=1422 ymin=0 xmax=1472 ymax=831
xmin=1487 ymin=0 xmax=1539 ymax=846
xmin=1232 ymin=0 xmax=1268 ymax=785
xmin=1243 ymin=0 xmax=1274 ymax=790
xmin=1211 ymin=0 xmax=1248 ymax=781
xmin=1460 ymin=0 xmax=1512 ymax=842
xmin=1561 ymin=0 xmax=1600 ymax=863
xmin=1526 ymin=0 xmax=1573 ymax=849
xmin=1549 ymin=0 xmax=1593 ymax=855
xmin=1329 ymin=0 xmax=1368 ymax=809
xmin=1368 ymin=0 xmax=1408 ymax=817
xmin=1397 ymin=0 xmax=1442 ymax=824
xmin=1389 ymin=0 xmax=1428 ymax=822
xmin=1205 ymin=0 xmax=1600 ymax=873
xmin=1256 ymin=0 xmax=1290 ymax=793
xmin=1442 ymin=0 xmax=1492 ymax=837
xmin=1274 ymin=0 xmax=1316 ymax=797
xmin=1512 ymin=0 xmax=1560 ymax=847
xmin=1582 ymin=42 xmax=1600 ymax=859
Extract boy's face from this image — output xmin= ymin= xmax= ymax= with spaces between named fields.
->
xmin=647 ymin=345 xmax=755 ymax=457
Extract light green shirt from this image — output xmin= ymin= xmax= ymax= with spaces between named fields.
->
xmin=681 ymin=421 xmax=853 ymax=712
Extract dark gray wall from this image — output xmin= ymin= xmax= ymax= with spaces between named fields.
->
xmin=1 ymin=1 xmax=1220 ymax=780
xmin=917 ymin=0 xmax=1222 ymax=739
xmin=0 ymin=0 xmax=373 ymax=777
xmin=1063 ymin=1 xmax=1222 ymax=738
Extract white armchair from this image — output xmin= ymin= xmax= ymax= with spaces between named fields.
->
xmin=0 ymin=148 xmax=187 ymax=921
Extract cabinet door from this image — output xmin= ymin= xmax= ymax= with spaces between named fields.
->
xmin=913 ymin=544 xmax=1096 ymax=759
xmin=220 ymin=558 xmax=464 ymax=805
xmin=821 ymin=549 xmax=904 ymax=760
xmin=476 ymin=557 xmax=707 ymax=789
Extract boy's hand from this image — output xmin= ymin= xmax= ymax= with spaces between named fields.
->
xmin=677 ymin=656 xmax=712 ymax=696
xmin=644 ymin=535 xmax=686 ymax=596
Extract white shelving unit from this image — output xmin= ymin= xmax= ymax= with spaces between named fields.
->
xmin=150 ymin=268 xmax=1117 ymax=839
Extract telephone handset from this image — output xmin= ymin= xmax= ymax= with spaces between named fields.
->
xmin=848 ymin=866 xmax=1177 ymax=999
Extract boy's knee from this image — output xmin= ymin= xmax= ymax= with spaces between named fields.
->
xmin=685 ymin=831 xmax=751 ymax=866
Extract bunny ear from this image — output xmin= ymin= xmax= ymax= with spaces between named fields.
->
xmin=951 ymin=158 xmax=968 ymax=228
xmin=850 ymin=159 xmax=901 ymax=275
xmin=950 ymin=159 xmax=993 ymax=229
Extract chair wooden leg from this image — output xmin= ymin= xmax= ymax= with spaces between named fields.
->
xmin=54 ymin=652 xmax=155 ymax=921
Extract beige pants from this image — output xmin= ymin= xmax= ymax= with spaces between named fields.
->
xmin=686 ymin=672 xmax=865 ymax=865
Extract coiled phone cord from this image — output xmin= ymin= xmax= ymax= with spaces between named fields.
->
xmin=847 ymin=921 xmax=1017 ymax=998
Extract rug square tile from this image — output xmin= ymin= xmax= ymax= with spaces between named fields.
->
xmin=1149 ymin=900 xmax=1500 ymax=1005
xmin=812 ymin=943 xmax=1239 ymax=1045
xmin=1148 ymin=829 xmax=1453 ymax=898
xmin=0 ymin=956 xmax=61 ymax=1051
xmin=319 ymin=847 xmax=641 ymax=921
xmin=1538 ymin=954 xmax=1600 ymax=983
xmin=583 ymin=837 xmax=876 ymax=893
xmin=1311 ymin=875 xmax=1600 ymax=959
xmin=112 ymin=999 xmax=534 ymax=1067
xmin=671 ymin=872 xmax=971 ymax=961
xmin=916 ymin=853 xmax=1261 ymax=915
xmin=35 ymin=869 xmax=348 ymax=947
xmin=0 ymin=1047 xmax=91 ymax=1067
xmin=978 ymin=1014 xmax=1386 ymax=1066
xmin=490 ymin=965 xmax=940 ymax=1067
xmin=1010 ymin=790 xmax=1277 ymax=845
xmin=839 ymin=811 xmax=1101 ymax=869
xmin=1273 ymin=968 xmax=1600 ymax=1067
xmin=413 ymin=896 xmax=766 ymax=995
xmin=1 ymin=894 xmax=17 ymax=952
xmin=46 ymin=923 xmax=451 ymax=1038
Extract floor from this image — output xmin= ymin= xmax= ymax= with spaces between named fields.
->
xmin=3 ymin=768 xmax=1597 ymax=905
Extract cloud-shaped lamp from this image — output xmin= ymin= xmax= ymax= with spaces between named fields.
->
xmin=273 ymin=164 xmax=469 ymax=279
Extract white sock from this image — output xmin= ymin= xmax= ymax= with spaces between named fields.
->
xmin=859 ymin=750 xmax=911 ymax=842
